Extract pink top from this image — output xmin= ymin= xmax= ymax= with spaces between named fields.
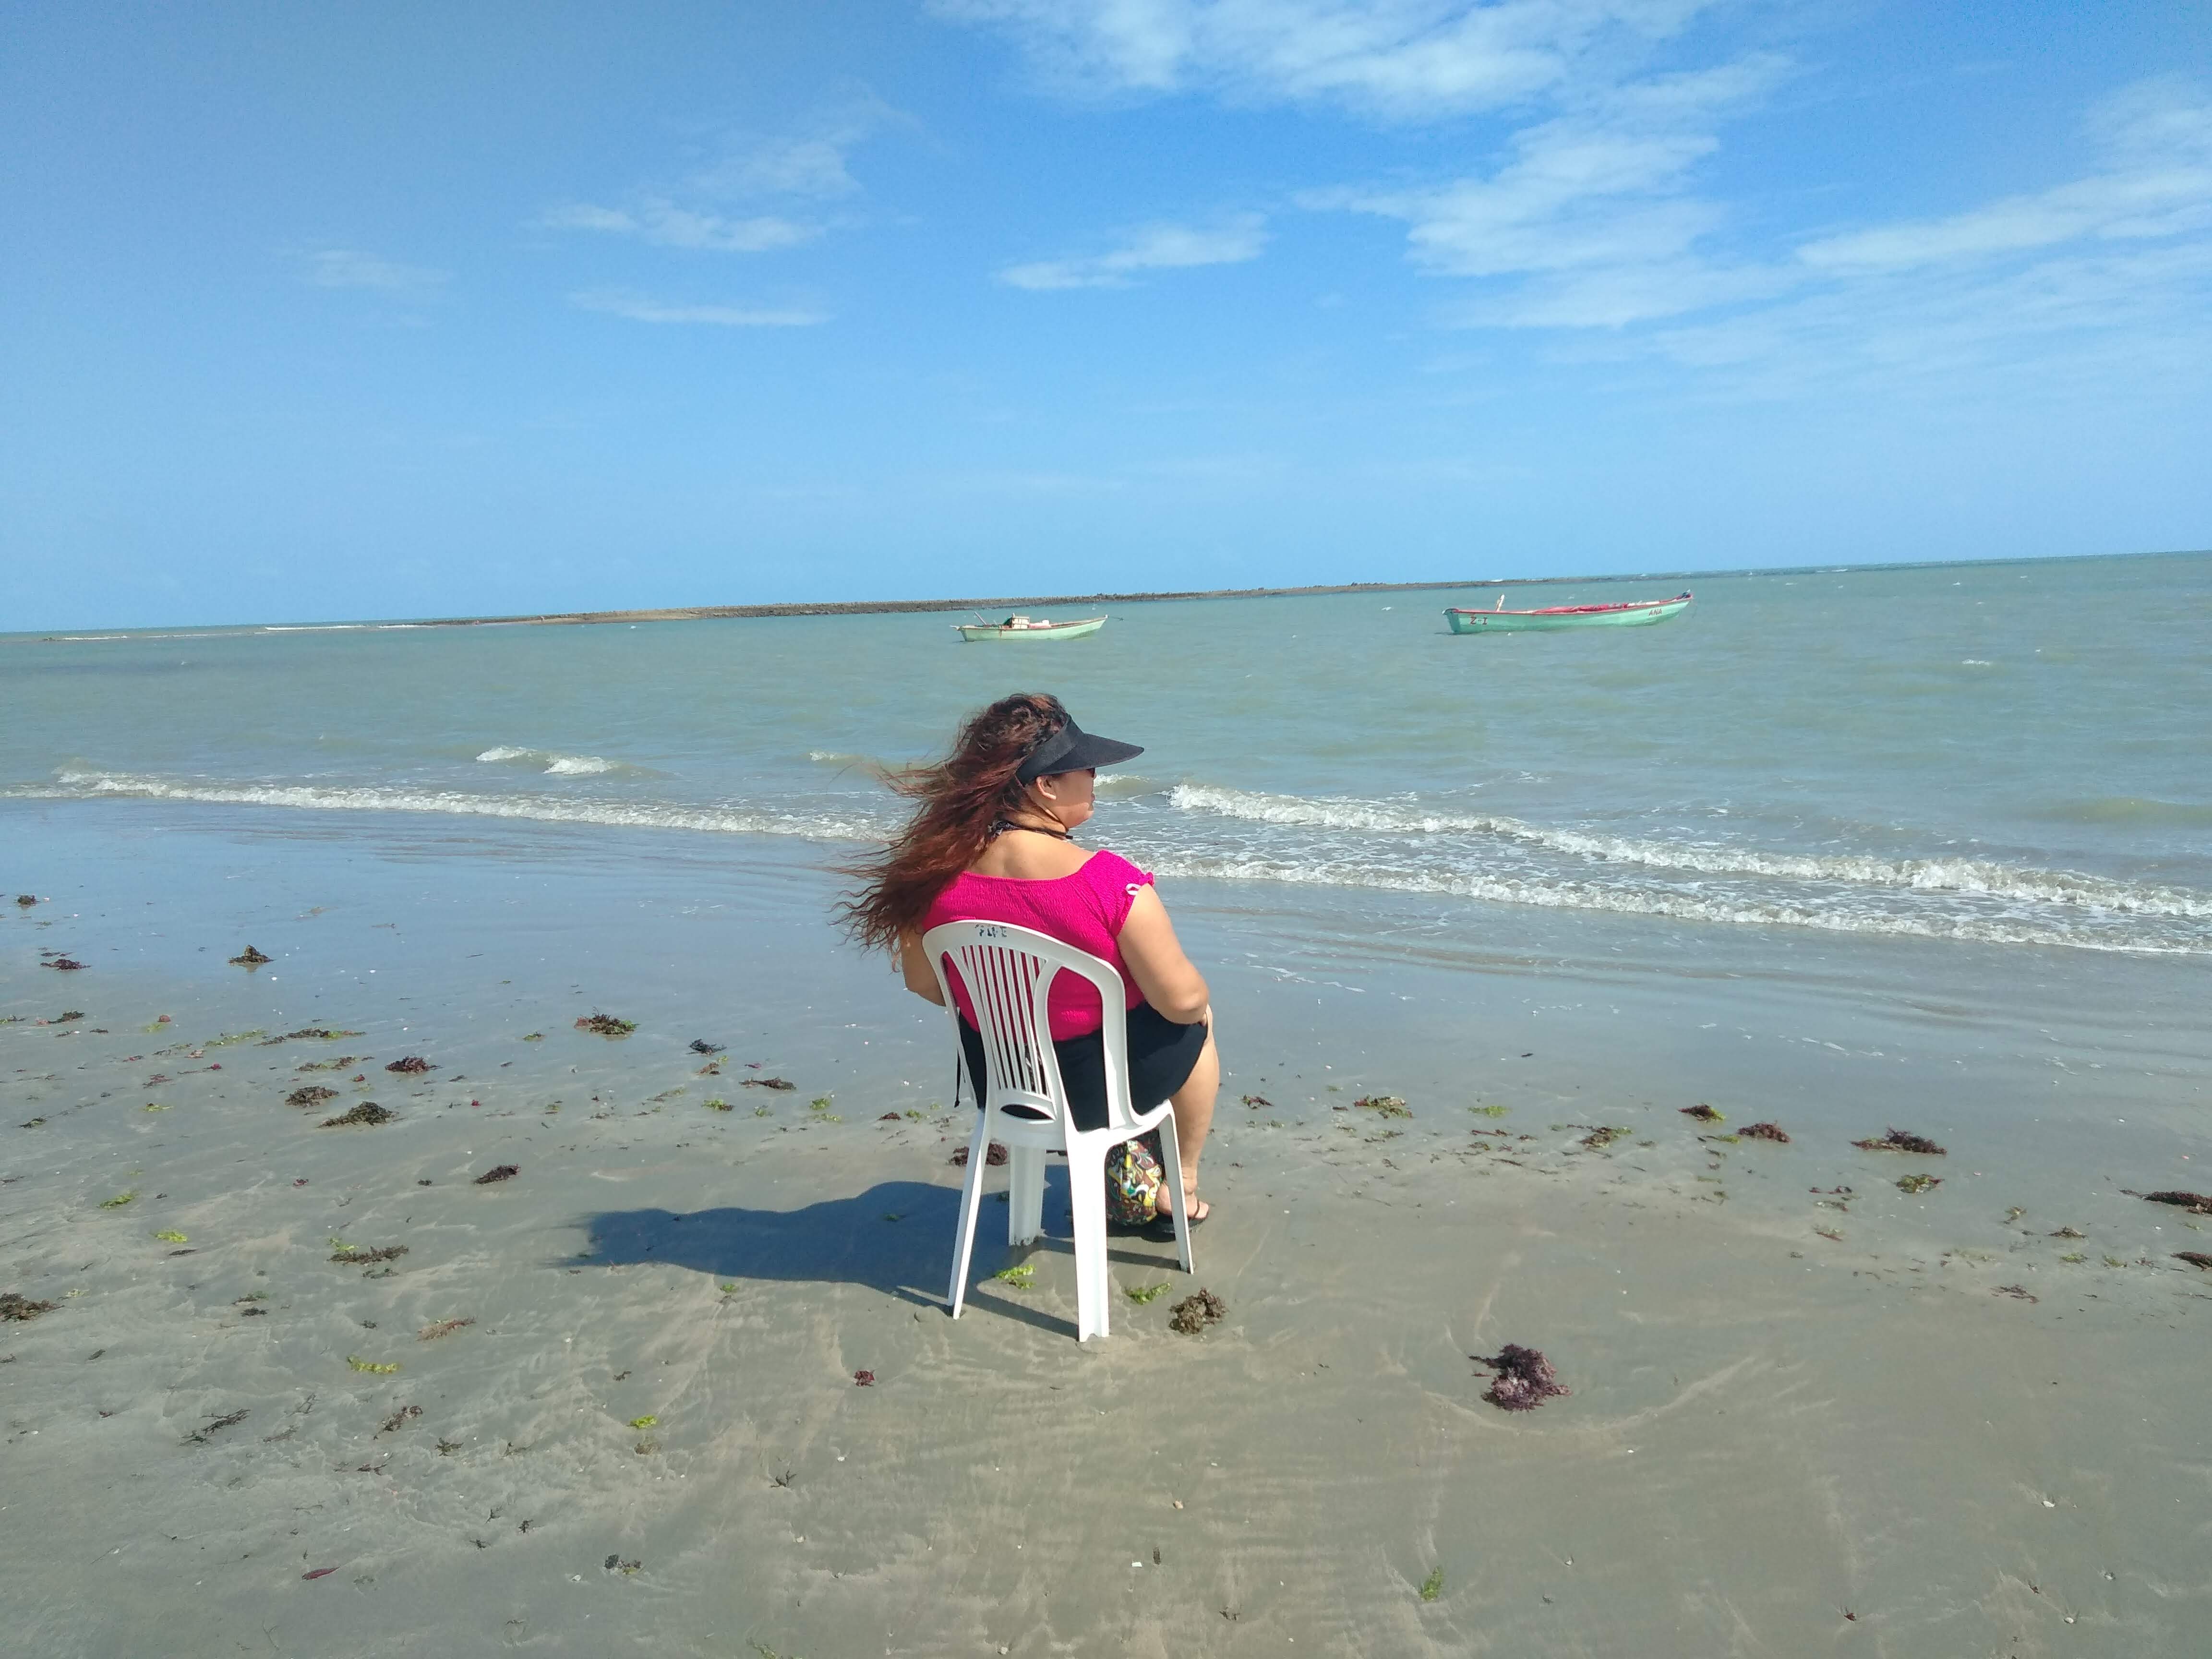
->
xmin=923 ymin=848 xmax=1154 ymax=1041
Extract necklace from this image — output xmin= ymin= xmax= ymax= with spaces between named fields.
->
xmin=990 ymin=817 xmax=1074 ymax=842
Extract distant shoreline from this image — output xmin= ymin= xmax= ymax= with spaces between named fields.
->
xmin=21 ymin=546 xmax=2206 ymax=639
xmin=213 ymin=547 xmax=2212 ymax=631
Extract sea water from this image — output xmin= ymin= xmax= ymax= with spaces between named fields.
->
xmin=9 ymin=552 xmax=2208 ymax=957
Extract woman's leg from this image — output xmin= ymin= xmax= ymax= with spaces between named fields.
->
xmin=1162 ymin=1021 xmax=1218 ymax=1221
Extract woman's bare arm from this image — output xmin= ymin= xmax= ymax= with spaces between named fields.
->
xmin=1116 ymin=887 xmax=1210 ymax=1024
xmin=899 ymin=931 xmax=946 ymax=1004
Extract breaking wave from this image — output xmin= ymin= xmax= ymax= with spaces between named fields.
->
xmin=475 ymin=745 xmax=621 ymax=777
xmin=27 ymin=769 xmax=890 ymax=843
xmin=18 ymin=769 xmax=2207 ymax=954
xmin=1139 ymin=852 xmax=2206 ymax=955
xmin=1167 ymin=784 xmax=2212 ymax=920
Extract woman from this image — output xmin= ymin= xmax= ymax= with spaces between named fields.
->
xmin=841 ymin=692 xmax=1217 ymax=1235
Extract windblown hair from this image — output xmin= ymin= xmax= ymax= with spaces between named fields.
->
xmin=837 ymin=691 xmax=1069 ymax=954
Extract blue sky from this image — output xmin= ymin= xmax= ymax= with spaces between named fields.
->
xmin=4 ymin=1 xmax=2208 ymax=628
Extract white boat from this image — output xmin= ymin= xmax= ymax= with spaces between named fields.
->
xmin=953 ymin=614 xmax=1107 ymax=642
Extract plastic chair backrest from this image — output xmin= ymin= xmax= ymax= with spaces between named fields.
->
xmin=921 ymin=920 xmax=1139 ymax=1135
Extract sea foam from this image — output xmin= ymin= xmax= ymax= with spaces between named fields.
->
xmin=1167 ymin=784 xmax=2212 ymax=919
xmin=23 ymin=768 xmax=2208 ymax=955
xmin=476 ymin=746 xmax=620 ymax=776
xmin=33 ymin=769 xmax=889 ymax=844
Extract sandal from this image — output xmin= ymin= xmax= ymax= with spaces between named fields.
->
xmin=1143 ymin=1198 xmax=1208 ymax=1242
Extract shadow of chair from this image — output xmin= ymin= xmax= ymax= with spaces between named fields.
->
xmin=571 ymin=1168 xmax=1180 ymax=1338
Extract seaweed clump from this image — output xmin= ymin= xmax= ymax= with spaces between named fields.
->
xmin=2138 ymin=1190 xmax=2212 ymax=1215
xmin=14 ymin=894 xmax=35 ymax=906
xmin=43 ymin=957 xmax=86 ymax=971
xmin=384 ymin=1056 xmax=434 ymax=1074
xmin=575 ymin=1013 xmax=636 ymax=1037
xmin=1354 ymin=1095 xmax=1411 ymax=1118
xmin=688 ymin=1039 xmax=724 ymax=1055
xmin=1741 ymin=1121 xmax=1791 ymax=1142
xmin=1472 ymin=1344 xmax=1569 ymax=1411
xmin=286 ymin=1085 xmax=340 ymax=1108
xmin=331 ymin=1244 xmax=408 ymax=1264
xmin=1896 ymin=1173 xmax=1943 ymax=1195
xmin=473 ymin=1164 xmax=519 ymax=1185
xmin=184 ymin=1408 xmax=250 ymax=1443
xmin=1680 ymin=1104 xmax=1724 ymax=1123
xmin=2176 ymin=1252 xmax=2212 ymax=1271
xmin=2 ymin=1292 xmax=60 ymax=1322
xmin=228 ymin=946 xmax=272 ymax=966
xmin=321 ymin=1103 xmax=394 ymax=1128
xmin=1168 ymin=1289 xmax=1227 ymax=1334
xmin=1855 ymin=1128 xmax=1947 ymax=1155
xmin=950 ymin=1142 xmax=1009 ymax=1167
xmin=1579 ymin=1125 xmax=1631 ymax=1150
xmin=741 ymin=1076 xmax=795 ymax=1091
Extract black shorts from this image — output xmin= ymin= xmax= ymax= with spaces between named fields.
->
xmin=959 ymin=1003 xmax=1209 ymax=1133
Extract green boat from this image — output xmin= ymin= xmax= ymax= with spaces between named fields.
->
xmin=1444 ymin=591 xmax=1692 ymax=633
xmin=953 ymin=613 xmax=1107 ymax=642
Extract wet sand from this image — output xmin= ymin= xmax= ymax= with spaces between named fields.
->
xmin=4 ymin=800 xmax=2210 ymax=1656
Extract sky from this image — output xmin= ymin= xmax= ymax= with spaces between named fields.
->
xmin=3 ymin=0 xmax=2209 ymax=629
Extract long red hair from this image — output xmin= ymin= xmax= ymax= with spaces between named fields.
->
xmin=837 ymin=691 xmax=1069 ymax=954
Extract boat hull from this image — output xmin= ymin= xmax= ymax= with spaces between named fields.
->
xmin=954 ymin=616 xmax=1107 ymax=642
xmin=1444 ymin=594 xmax=1691 ymax=633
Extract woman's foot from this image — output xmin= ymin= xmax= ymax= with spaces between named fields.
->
xmin=1145 ymin=1191 xmax=1208 ymax=1239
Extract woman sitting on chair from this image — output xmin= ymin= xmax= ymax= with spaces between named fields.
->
xmin=840 ymin=691 xmax=1217 ymax=1236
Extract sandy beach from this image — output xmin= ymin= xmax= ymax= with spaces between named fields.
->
xmin=5 ymin=800 xmax=2209 ymax=1657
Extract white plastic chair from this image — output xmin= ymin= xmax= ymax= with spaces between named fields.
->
xmin=923 ymin=919 xmax=1194 ymax=1341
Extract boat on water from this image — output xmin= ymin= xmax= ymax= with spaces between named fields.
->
xmin=953 ymin=613 xmax=1108 ymax=643
xmin=1444 ymin=591 xmax=1692 ymax=634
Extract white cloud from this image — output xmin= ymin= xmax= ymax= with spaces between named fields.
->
xmin=1307 ymin=66 xmax=2212 ymax=360
xmin=1797 ymin=78 xmax=2212 ymax=274
xmin=933 ymin=0 xmax=1714 ymax=120
xmin=1307 ymin=55 xmax=1784 ymax=324
xmin=1536 ymin=81 xmax=2212 ymax=400
xmin=687 ymin=103 xmax=896 ymax=199
xmin=543 ymin=103 xmax=893 ymax=255
xmin=542 ymin=200 xmax=820 ymax=252
xmin=302 ymin=249 xmax=450 ymax=289
xmin=1000 ymin=214 xmax=1269 ymax=288
xmin=1645 ymin=238 xmax=2212 ymax=401
xmin=571 ymin=290 xmax=829 ymax=327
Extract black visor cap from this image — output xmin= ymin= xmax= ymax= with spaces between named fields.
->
xmin=1016 ymin=718 xmax=1144 ymax=783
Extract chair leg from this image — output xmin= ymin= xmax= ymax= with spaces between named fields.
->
xmin=1066 ymin=1140 xmax=1110 ymax=1341
xmin=1154 ymin=1112 xmax=1196 ymax=1274
xmin=947 ymin=1112 xmax=993 ymax=1318
xmin=1007 ymin=1144 xmax=1046 ymax=1247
